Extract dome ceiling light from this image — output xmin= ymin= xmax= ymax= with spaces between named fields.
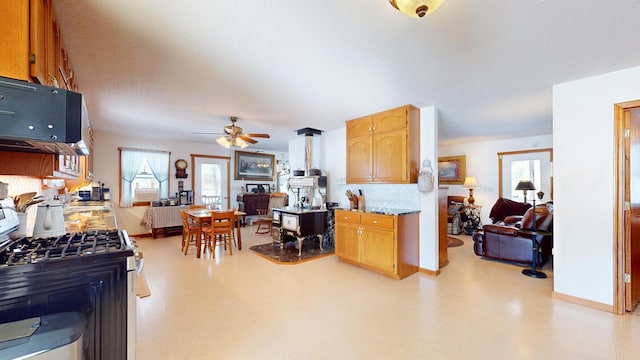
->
xmin=389 ymin=0 xmax=444 ymax=18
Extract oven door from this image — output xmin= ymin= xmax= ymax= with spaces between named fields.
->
xmin=281 ymin=213 xmax=299 ymax=232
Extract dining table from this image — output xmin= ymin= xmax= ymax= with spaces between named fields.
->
xmin=186 ymin=209 xmax=247 ymax=258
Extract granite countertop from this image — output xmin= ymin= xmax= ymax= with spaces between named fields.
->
xmin=336 ymin=207 xmax=420 ymax=216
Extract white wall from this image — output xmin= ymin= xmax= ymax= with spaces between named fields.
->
xmin=553 ymin=65 xmax=640 ymax=306
xmin=439 ymin=134 xmax=553 ymax=225
xmin=94 ymin=130 xmax=284 ymax=235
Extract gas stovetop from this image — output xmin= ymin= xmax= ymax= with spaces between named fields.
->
xmin=0 ymin=229 xmax=130 ymax=266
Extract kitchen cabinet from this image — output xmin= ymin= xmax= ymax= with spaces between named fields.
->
xmin=334 ymin=209 xmax=419 ymax=279
xmin=0 ymin=0 xmax=76 ymax=90
xmin=0 ymin=151 xmax=80 ymax=179
xmin=346 ymin=105 xmax=420 ymax=184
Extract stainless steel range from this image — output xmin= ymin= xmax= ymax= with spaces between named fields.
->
xmin=0 ymin=198 xmax=137 ymax=359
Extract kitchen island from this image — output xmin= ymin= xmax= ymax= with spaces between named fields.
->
xmin=334 ymin=208 xmax=420 ymax=279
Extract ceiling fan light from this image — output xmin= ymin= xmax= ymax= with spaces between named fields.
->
xmin=236 ymin=137 xmax=249 ymax=149
xmin=216 ymin=136 xmax=232 ymax=148
xmin=389 ymin=0 xmax=444 ymax=18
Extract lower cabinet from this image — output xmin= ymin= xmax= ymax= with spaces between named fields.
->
xmin=335 ymin=209 xmax=419 ymax=279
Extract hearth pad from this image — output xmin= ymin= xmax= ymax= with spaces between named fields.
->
xmin=250 ymin=241 xmax=334 ymax=265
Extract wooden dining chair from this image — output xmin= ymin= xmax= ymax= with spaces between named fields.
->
xmin=189 ymin=204 xmax=206 ymax=210
xmin=180 ymin=209 xmax=209 ymax=255
xmin=255 ymin=192 xmax=288 ymax=234
xmin=204 ymin=209 xmax=236 ymax=256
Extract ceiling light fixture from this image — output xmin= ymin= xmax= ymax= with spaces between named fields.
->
xmin=216 ymin=135 xmax=248 ymax=149
xmin=389 ymin=0 xmax=444 ymax=18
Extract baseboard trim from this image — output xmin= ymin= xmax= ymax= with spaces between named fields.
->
xmin=552 ymin=291 xmax=614 ymax=313
xmin=419 ymin=267 xmax=441 ymax=276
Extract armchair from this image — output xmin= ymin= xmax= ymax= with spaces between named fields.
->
xmin=472 ymin=200 xmax=553 ymax=268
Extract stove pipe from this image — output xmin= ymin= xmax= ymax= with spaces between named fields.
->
xmin=296 ymin=128 xmax=323 ymax=175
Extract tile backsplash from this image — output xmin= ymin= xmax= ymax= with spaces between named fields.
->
xmin=332 ymin=183 xmax=421 ymax=210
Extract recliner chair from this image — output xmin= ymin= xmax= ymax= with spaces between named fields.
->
xmin=472 ymin=200 xmax=553 ymax=268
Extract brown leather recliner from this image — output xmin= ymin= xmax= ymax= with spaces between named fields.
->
xmin=472 ymin=224 xmax=552 ymax=267
xmin=472 ymin=201 xmax=553 ymax=267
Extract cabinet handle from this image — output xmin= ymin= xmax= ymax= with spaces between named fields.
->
xmin=373 ymin=220 xmax=378 ymax=224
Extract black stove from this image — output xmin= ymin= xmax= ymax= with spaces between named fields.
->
xmin=0 ymin=229 xmax=135 ymax=359
xmin=1 ymin=230 xmax=128 ymax=266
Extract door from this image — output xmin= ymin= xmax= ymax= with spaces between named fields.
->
xmin=625 ymin=107 xmax=640 ymax=310
xmin=499 ymin=149 xmax=553 ymax=202
xmin=192 ymin=155 xmax=230 ymax=209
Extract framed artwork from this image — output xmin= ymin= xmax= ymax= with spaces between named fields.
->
xmin=234 ymin=151 xmax=275 ymax=181
xmin=246 ymin=183 xmax=271 ymax=194
xmin=438 ymin=155 xmax=466 ymax=185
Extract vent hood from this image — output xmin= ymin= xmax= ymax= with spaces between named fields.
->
xmin=0 ymin=76 xmax=89 ymax=156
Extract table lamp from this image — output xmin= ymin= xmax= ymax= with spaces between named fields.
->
xmin=463 ymin=176 xmax=478 ymax=205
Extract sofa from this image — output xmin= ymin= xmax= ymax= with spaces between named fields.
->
xmin=472 ymin=200 xmax=553 ymax=267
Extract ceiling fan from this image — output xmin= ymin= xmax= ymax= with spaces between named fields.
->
xmin=195 ymin=116 xmax=270 ymax=148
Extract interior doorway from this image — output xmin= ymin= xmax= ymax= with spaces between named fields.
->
xmin=191 ymin=154 xmax=231 ymax=209
xmin=614 ymin=100 xmax=640 ymax=313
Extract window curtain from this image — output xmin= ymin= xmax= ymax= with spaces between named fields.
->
xmin=120 ymin=150 xmax=146 ymax=207
xmin=146 ymin=152 xmax=170 ymax=200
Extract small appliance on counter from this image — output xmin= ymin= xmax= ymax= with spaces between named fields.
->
xmin=32 ymin=201 xmax=66 ymax=239
xmin=0 ymin=198 xmax=20 ymax=245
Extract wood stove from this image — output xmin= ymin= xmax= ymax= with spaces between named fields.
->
xmin=272 ymin=207 xmax=326 ymax=256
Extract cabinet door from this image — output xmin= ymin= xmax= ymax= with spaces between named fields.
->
xmin=372 ymin=107 xmax=406 ymax=134
xmin=335 ymin=223 xmax=361 ymax=262
xmin=361 ymin=227 xmax=395 ymax=272
xmin=0 ymin=0 xmax=30 ymax=81
xmin=372 ymin=129 xmax=407 ymax=182
xmin=346 ymin=135 xmax=372 ymax=183
xmin=346 ymin=116 xmax=372 ymax=138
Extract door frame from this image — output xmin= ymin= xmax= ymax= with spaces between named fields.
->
xmin=614 ymin=99 xmax=640 ymax=314
xmin=190 ymin=154 xmax=231 ymax=210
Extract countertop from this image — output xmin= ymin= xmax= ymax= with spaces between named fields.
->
xmin=336 ymin=207 xmax=421 ymax=216
xmin=64 ymin=200 xmax=117 ymax=232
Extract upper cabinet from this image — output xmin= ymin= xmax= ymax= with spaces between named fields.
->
xmin=346 ymin=105 xmax=420 ymax=184
xmin=0 ymin=0 xmax=77 ymax=91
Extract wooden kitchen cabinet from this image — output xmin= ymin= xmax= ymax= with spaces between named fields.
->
xmin=346 ymin=105 xmax=420 ymax=184
xmin=334 ymin=209 xmax=419 ymax=279
xmin=0 ymin=0 xmax=76 ymax=90
xmin=0 ymin=151 xmax=80 ymax=179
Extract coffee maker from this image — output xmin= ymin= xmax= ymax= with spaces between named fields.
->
xmin=178 ymin=190 xmax=193 ymax=205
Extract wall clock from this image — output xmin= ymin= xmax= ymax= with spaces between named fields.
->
xmin=175 ymin=159 xmax=188 ymax=178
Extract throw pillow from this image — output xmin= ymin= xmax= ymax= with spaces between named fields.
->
xmin=521 ymin=205 xmax=553 ymax=231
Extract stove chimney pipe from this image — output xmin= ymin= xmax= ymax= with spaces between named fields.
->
xmin=295 ymin=128 xmax=323 ymax=176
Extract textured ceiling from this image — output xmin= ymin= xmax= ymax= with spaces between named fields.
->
xmin=53 ymin=0 xmax=640 ymax=151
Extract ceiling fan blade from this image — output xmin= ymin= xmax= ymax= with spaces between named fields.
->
xmin=239 ymin=135 xmax=258 ymax=144
xmin=243 ymin=133 xmax=270 ymax=138
xmin=193 ymin=132 xmax=225 ymax=135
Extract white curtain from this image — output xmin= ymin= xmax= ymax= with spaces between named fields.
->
xmin=147 ymin=152 xmax=170 ymax=200
xmin=120 ymin=150 xmax=146 ymax=207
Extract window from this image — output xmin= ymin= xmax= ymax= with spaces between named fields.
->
xmin=119 ymin=148 xmax=170 ymax=207
xmin=498 ymin=149 xmax=553 ymax=203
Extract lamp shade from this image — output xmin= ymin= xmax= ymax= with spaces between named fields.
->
xmin=463 ymin=176 xmax=478 ymax=189
xmin=389 ymin=0 xmax=444 ymax=18
xmin=515 ymin=180 xmax=536 ymax=191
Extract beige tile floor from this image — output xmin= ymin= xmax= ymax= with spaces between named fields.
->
xmin=135 ymin=228 xmax=640 ymax=359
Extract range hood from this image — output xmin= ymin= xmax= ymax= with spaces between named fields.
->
xmin=0 ymin=76 xmax=89 ymax=156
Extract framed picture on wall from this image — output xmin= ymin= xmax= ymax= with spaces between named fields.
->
xmin=245 ymin=183 xmax=271 ymax=194
xmin=234 ymin=151 xmax=275 ymax=181
xmin=438 ymin=155 xmax=466 ymax=185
